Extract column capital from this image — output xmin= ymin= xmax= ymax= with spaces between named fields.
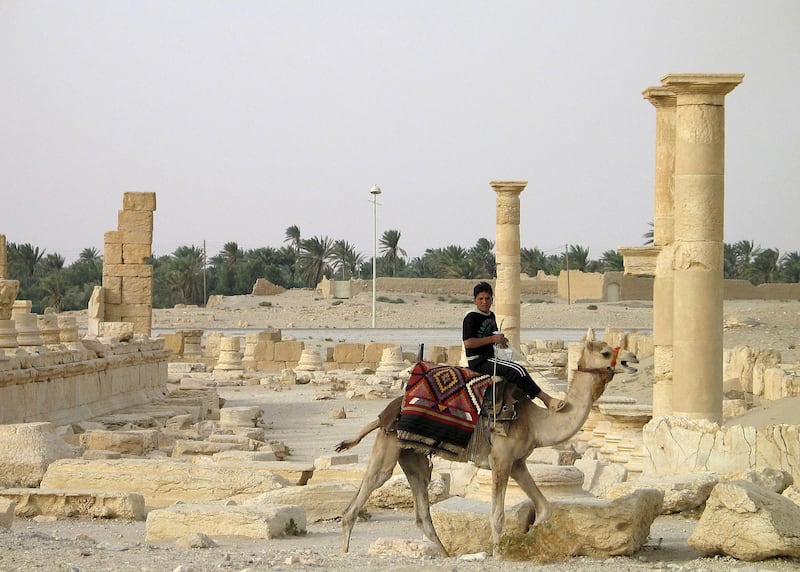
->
xmin=642 ymin=86 xmax=676 ymax=108
xmin=660 ymin=73 xmax=744 ymax=97
xmin=489 ymin=180 xmax=527 ymax=194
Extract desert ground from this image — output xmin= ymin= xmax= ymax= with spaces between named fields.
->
xmin=2 ymin=291 xmax=799 ymax=571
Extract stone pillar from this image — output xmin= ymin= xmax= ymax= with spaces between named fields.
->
xmin=103 ymin=192 xmax=156 ymax=336
xmin=37 ymin=313 xmax=61 ymax=345
xmin=643 ymin=86 xmax=677 ymax=418
xmin=178 ymin=329 xmax=204 ymax=358
xmin=57 ymin=315 xmax=80 ymax=344
xmin=0 ymin=280 xmax=20 ymax=320
xmin=490 ymin=180 xmax=526 ymax=356
xmin=0 ymin=234 xmax=6 ymax=279
xmin=662 ymin=73 xmax=743 ymax=421
xmin=0 ymin=320 xmax=18 ymax=350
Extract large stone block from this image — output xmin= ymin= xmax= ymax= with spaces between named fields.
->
xmin=0 ymin=488 xmax=145 ymax=520
xmin=333 ymin=343 xmax=365 ymax=365
xmin=145 ymin=502 xmax=305 ymax=541
xmin=117 ymin=210 xmax=154 ymax=234
xmin=274 ymin=340 xmax=303 ymax=362
xmin=689 ymin=480 xmax=800 ymax=561
xmin=500 ymin=490 xmax=663 ymax=560
xmin=0 ymin=423 xmax=75 ymax=487
xmin=123 ymin=191 xmax=157 ymax=211
xmin=40 ymin=458 xmax=290 ymax=508
xmin=0 ymin=497 xmax=13 ymax=529
xmin=605 ymin=472 xmax=717 ymax=514
xmin=253 ymin=482 xmax=356 ymax=522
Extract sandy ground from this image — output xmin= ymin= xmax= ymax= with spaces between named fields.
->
xmin=4 ymin=292 xmax=800 ymax=571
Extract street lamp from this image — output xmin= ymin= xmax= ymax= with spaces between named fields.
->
xmin=370 ymin=185 xmax=381 ymax=328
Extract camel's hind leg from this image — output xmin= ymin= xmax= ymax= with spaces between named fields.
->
xmin=341 ymin=430 xmax=400 ymax=554
xmin=509 ymin=457 xmax=551 ymax=526
xmin=397 ymin=449 xmax=448 ymax=556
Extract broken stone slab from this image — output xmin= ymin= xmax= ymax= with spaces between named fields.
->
xmin=145 ymin=502 xmax=306 ymax=541
xmin=574 ymin=458 xmax=627 ymax=497
xmin=469 ymin=464 xmax=586 ymax=503
xmin=367 ymin=538 xmax=439 ymax=557
xmin=719 ymin=467 xmax=792 ymax=493
xmin=219 ymin=406 xmax=263 ymax=428
xmin=40 ymin=458 xmax=291 ymax=508
xmin=430 ymin=496 xmax=535 ymax=555
xmin=0 ymin=422 xmax=75 ymax=487
xmin=314 ymin=454 xmax=358 ymax=469
xmin=0 ymin=497 xmax=14 ymax=529
xmin=689 ymin=480 xmax=800 ymax=561
xmin=80 ymin=429 xmax=160 ymax=456
xmin=605 ymin=472 xmax=718 ymax=514
xmin=173 ymin=439 xmax=244 ymax=456
xmin=251 ymin=482 xmax=357 ymax=522
xmin=499 ymin=490 xmax=664 ymax=560
xmin=213 ymin=450 xmax=278 ymax=463
xmin=0 ymin=488 xmax=145 ymax=520
xmin=245 ymin=461 xmax=315 ymax=486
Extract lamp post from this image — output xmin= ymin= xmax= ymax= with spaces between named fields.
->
xmin=370 ymin=185 xmax=381 ymax=328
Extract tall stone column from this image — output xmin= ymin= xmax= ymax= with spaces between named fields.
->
xmin=643 ymin=86 xmax=677 ymax=417
xmin=662 ymin=73 xmax=743 ymax=421
xmin=490 ymin=180 xmax=526 ymax=356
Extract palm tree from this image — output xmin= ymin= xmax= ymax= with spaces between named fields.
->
xmin=79 ymin=247 xmax=102 ymax=262
xmin=732 ymin=240 xmax=761 ymax=279
xmin=167 ymin=246 xmax=205 ymax=304
xmin=40 ymin=272 xmax=65 ymax=312
xmin=643 ymin=222 xmax=654 ymax=245
xmin=779 ymin=251 xmax=800 ymax=283
xmin=567 ymin=244 xmax=590 ymax=272
xmin=597 ymin=249 xmax=624 ymax=271
xmin=469 ymin=238 xmax=495 ymax=277
xmin=209 ymin=242 xmax=244 ymax=294
xmin=331 ymin=240 xmax=364 ymax=280
xmin=42 ymin=253 xmax=66 ymax=273
xmin=284 ymin=226 xmax=302 ymax=251
xmin=8 ymin=242 xmax=45 ymax=280
xmin=297 ymin=236 xmax=334 ymax=287
xmin=520 ymin=247 xmax=549 ymax=277
xmin=379 ymin=229 xmax=407 ymax=277
xmin=746 ymin=248 xmax=780 ymax=285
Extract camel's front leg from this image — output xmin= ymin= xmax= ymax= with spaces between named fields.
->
xmin=509 ymin=458 xmax=551 ymax=526
xmin=341 ymin=431 xmax=400 ymax=553
xmin=489 ymin=457 xmax=513 ymax=556
xmin=397 ymin=449 xmax=448 ymax=556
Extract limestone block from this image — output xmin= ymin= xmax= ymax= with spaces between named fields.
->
xmin=244 ymin=461 xmax=315 ymax=486
xmin=366 ymin=474 xmax=449 ymax=509
xmin=81 ymin=429 xmax=159 ymax=456
xmin=173 ymin=439 xmax=244 ymax=456
xmin=447 ymin=345 xmax=463 ymax=365
xmin=160 ymin=333 xmax=183 ymax=355
xmin=213 ymin=450 xmax=277 ymax=463
xmin=219 ymin=406 xmax=263 ymax=428
xmin=253 ymin=482 xmax=356 ymax=522
xmin=104 ymin=242 xmax=123 ymax=264
xmin=146 ymin=502 xmax=305 ymax=541
xmin=500 ymin=490 xmax=663 ymax=560
xmin=121 ymin=276 xmax=153 ymax=304
xmin=574 ymin=459 xmax=627 ymax=498
xmin=314 ymin=454 xmax=358 ymax=469
xmin=103 ymin=263 xmax=153 ymax=279
xmin=40 ymin=458 xmax=291 ymax=507
xmin=274 ymin=340 xmax=303 ymax=363
xmin=0 ymin=488 xmax=145 ymax=520
xmin=0 ymin=497 xmax=14 ymax=529
xmin=333 ymin=343 xmax=365 ymax=365
xmin=0 ymin=423 xmax=75 ymax=487
xmin=364 ymin=342 xmax=393 ymax=364
xmin=98 ymin=321 xmax=134 ymax=340
xmin=470 ymin=464 xmax=584 ymax=503
xmin=427 ymin=345 xmax=448 ymax=363
xmin=605 ymin=472 xmax=717 ymax=514
xmin=783 ymin=484 xmax=800 ymax=506
xmin=0 ymin=280 xmax=20 ymax=321
xmin=689 ymin=480 xmax=800 ymax=561
xmin=123 ymin=191 xmax=157 ymax=211
xmin=430 ymin=496 xmax=534 ymax=555
xmin=117 ymin=209 xmax=154 ymax=234
xmin=719 ymin=467 xmax=792 ymax=493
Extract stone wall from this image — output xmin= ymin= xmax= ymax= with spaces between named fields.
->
xmin=334 ymin=277 xmax=557 ymax=300
xmin=0 ymin=338 xmax=170 ymax=425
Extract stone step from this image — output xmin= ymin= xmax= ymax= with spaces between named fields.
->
xmin=0 ymin=487 xmax=145 ymax=520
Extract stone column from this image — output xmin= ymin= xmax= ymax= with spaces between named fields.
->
xmin=178 ymin=329 xmax=204 ymax=358
xmin=0 ymin=234 xmax=7 ymax=279
xmin=490 ymin=180 xmax=527 ymax=356
xmin=15 ymin=312 xmax=44 ymax=348
xmin=214 ymin=336 xmax=244 ymax=371
xmin=661 ymin=73 xmax=743 ymax=421
xmin=643 ymin=86 xmax=677 ymax=418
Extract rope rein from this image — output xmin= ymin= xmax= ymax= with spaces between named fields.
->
xmin=574 ymin=346 xmax=620 ymax=375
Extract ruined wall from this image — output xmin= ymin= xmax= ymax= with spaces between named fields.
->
xmin=0 ymin=339 xmax=170 ymax=425
xmin=349 ymin=277 xmax=558 ymax=299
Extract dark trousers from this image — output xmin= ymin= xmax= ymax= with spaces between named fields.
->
xmin=469 ymin=357 xmax=542 ymax=400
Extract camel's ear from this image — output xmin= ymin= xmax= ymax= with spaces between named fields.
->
xmin=585 ymin=328 xmax=595 ymax=341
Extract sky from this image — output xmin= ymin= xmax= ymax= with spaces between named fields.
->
xmin=1 ymin=1 xmax=798 ymax=264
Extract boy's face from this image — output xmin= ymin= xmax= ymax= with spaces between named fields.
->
xmin=474 ymin=291 xmax=493 ymax=313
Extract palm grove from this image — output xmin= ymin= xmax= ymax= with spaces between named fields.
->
xmin=5 ymin=227 xmax=800 ymax=313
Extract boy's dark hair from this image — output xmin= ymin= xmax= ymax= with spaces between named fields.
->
xmin=473 ymin=281 xmax=493 ymax=298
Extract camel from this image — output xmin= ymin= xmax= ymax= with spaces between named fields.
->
xmin=335 ymin=339 xmax=638 ymax=556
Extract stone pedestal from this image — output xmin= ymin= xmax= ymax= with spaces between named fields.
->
xmin=662 ymin=73 xmax=743 ymax=421
xmin=295 ymin=349 xmax=325 ymax=372
xmin=214 ymin=336 xmax=243 ymax=371
xmin=37 ymin=314 xmax=61 ymax=345
xmin=490 ymin=180 xmax=527 ymax=356
xmin=14 ymin=312 xmax=44 ymax=348
xmin=0 ymin=280 xmax=20 ymax=320
xmin=11 ymin=300 xmax=31 ymax=318
xmin=375 ymin=346 xmax=405 ymax=375
xmin=178 ymin=329 xmax=204 ymax=358
xmin=0 ymin=319 xmax=18 ymax=350
xmin=57 ymin=315 xmax=80 ymax=343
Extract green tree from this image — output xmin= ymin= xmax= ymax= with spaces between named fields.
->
xmin=165 ymin=246 xmax=205 ymax=305
xmin=746 ymin=248 xmax=780 ymax=285
xmin=520 ymin=247 xmax=549 ymax=277
xmin=597 ymin=249 xmax=624 ymax=272
xmin=566 ymin=244 xmax=590 ymax=272
xmin=779 ymin=251 xmax=800 ymax=283
xmin=284 ymin=225 xmax=301 ymax=251
xmin=332 ymin=240 xmax=364 ymax=280
xmin=297 ymin=236 xmax=334 ymax=287
xmin=379 ymin=229 xmax=407 ymax=277
xmin=469 ymin=238 xmax=495 ymax=278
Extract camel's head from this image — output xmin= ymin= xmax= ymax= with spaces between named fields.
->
xmin=577 ymin=340 xmax=638 ymax=374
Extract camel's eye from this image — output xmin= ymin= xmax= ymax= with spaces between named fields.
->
xmin=601 ymin=350 xmax=611 ymax=358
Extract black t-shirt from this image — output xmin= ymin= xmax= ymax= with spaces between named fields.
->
xmin=462 ymin=310 xmax=498 ymax=362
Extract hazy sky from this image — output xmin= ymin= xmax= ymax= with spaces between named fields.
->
xmin=1 ymin=1 xmax=798 ymax=264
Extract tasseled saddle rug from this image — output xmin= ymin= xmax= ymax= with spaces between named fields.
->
xmin=395 ymin=361 xmax=492 ymax=458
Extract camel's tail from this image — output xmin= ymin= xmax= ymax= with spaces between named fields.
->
xmin=334 ymin=418 xmax=381 ymax=452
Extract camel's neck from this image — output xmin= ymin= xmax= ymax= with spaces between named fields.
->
xmin=535 ymin=370 xmax=604 ymax=447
